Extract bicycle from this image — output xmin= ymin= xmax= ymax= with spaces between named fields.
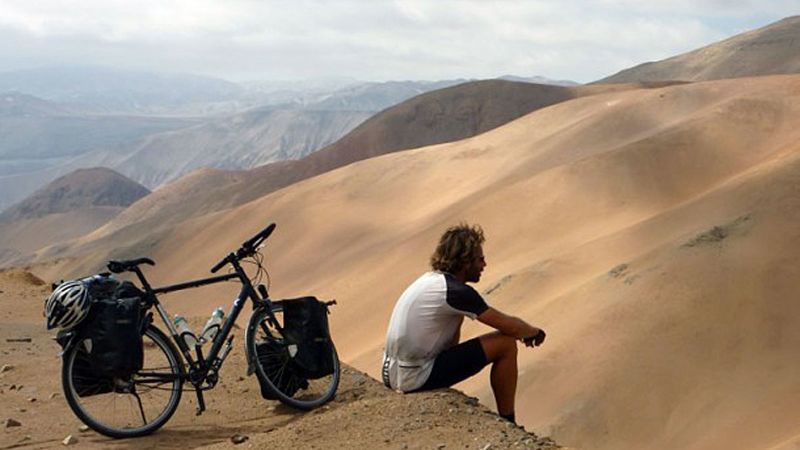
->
xmin=57 ymin=222 xmax=340 ymax=438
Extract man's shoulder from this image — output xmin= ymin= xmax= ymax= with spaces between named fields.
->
xmin=411 ymin=271 xmax=445 ymax=286
xmin=442 ymin=274 xmax=488 ymax=317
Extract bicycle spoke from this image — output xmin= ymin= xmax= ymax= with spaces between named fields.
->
xmin=133 ymin=391 xmax=148 ymax=425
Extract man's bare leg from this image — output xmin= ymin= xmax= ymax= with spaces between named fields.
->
xmin=479 ymin=331 xmax=518 ymax=421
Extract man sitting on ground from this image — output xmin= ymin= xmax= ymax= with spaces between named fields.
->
xmin=382 ymin=223 xmax=546 ymax=424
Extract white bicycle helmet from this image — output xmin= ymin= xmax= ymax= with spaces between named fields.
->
xmin=45 ymin=280 xmax=90 ymax=331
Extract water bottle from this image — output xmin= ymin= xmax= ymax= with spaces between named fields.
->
xmin=174 ymin=315 xmax=198 ymax=348
xmin=200 ymin=307 xmax=224 ymax=343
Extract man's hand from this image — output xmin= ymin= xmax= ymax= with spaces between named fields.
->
xmin=522 ymin=328 xmax=546 ymax=347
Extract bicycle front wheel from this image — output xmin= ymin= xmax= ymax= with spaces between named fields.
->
xmin=247 ymin=304 xmax=340 ymax=410
xmin=62 ymin=325 xmax=183 ymax=438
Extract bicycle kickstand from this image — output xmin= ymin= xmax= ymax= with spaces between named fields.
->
xmin=195 ymin=389 xmax=206 ymax=416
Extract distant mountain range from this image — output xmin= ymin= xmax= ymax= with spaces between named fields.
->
xmin=0 ymin=65 xmax=245 ymax=115
xmin=0 ymin=67 xmax=572 ymax=212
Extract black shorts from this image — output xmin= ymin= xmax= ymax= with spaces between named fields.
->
xmin=413 ymin=337 xmax=489 ymax=392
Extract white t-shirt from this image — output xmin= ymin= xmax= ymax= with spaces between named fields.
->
xmin=382 ymin=271 xmax=489 ymax=392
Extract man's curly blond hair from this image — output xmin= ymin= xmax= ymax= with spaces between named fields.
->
xmin=430 ymin=223 xmax=485 ymax=274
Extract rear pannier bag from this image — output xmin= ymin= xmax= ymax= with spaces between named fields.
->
xmin=282 ymin=297 xmax=335 ymax=380
xmin=80 ymin=295 xmax=144 ymax=378
xmin=57 ymin=332 xmax=114 ymax=397
xmin=57 ymin=276 xmax=146 ymax=397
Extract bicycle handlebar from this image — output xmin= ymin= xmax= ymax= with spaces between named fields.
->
xmin=210 ymin=222 xmax=276 ymax=273
xmin=242 ymin=222 xmax=276 ymax=251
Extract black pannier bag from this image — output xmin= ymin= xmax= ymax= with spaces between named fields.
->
xmin=81 ymin=291 xmax=144 ymax=378
xmin=282 ymin=297 xmax=335 ymax=380
xmin=58 ymin=277 xmax=146 ymax=397
xmin=57 ymin=332 xmax=114 ymax=397
xmin=255 ymin=339 xmax=308 ymax=399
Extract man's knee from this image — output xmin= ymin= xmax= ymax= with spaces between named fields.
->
xmin=480 ymin=332 xmax=517 ymax=361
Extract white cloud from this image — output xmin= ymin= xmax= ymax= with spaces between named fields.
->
xmin=0 ymin=0 xmax=797 ymax=82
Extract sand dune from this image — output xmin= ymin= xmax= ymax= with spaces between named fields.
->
xmin=29 ymin=74 xmax=800 ymax=449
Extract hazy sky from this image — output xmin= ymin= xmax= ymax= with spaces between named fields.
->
xmin=1 ymin=0 xmax=797 ymax=83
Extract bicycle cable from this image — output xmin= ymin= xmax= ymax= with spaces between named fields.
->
xmin=241 ymin=250 xmax=270 ymax=293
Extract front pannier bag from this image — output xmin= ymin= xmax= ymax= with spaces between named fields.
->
xmin=282 ymin=297 xmax=335 ymax=379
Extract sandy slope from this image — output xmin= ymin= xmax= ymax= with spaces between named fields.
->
xmin=26 ymin=74 xmax=800 ymax=449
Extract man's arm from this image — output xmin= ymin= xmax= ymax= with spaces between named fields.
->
xmin=477 ymin=307 xmax=545 ymax=346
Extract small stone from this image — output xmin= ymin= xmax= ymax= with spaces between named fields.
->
xmin=9 ymin=384 xmax=16 ymax=390
xmin=237 ymin=376 xmax=245 ymax=381
xmin=5 ymin=418 xmax=21 ymax=427
xmin=62 ymin=434 xmax=78 ymax=445
xmin=27 ymin=397 xmax=36 ymax=403
xmin=0 ymin=364 xmax=13 ymax=373
xmin=78 ymin=425 xmax=90 ymax=432
xmin=230 ymin=434 xmax=249 ymax=444
xmin=437 ymin=444 xmax=447 ymax=449
xmin=480 ymin=445 xmax=493 ymax=450
xmin=49 ymin=392 xmax=60 ymax=399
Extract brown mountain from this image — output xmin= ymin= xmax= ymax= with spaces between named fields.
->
xmin=1 ymin=167 xmax=149 ymax=221
xmin=598 ymin=16 xmax=800 ymax=83
xmin=0 ymin=168 xmax=150 ymax=265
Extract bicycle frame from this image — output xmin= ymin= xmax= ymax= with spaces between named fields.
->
xmin=127 ymin=256 xmax=276 ymax=414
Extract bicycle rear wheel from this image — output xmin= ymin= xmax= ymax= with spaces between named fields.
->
xmin=247 ymin=304 xmax=340 ymax=410
xmin=62 ymin=325 xmax=183 ymax=438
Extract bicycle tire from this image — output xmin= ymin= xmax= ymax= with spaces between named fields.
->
xmin=62 ymin=325 xmax=183 ymax=438
xmin=246 ymin=304 xmax=340 ymax=410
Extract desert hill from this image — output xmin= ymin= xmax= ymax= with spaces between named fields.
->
xmin=0 ymin=268 xmax=558 ymax=449
xmin=0 ymin=168 xmax=149 ymax=266
xmin=598 ymin=16 xmax=800 ymax=83
xmin=0 ymin=167 xmax=149 ymax=221
xmin=29 ymin=80 xmax=645 ymax=268
xmin=26 ymin=74 xmax=800 ymax=450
